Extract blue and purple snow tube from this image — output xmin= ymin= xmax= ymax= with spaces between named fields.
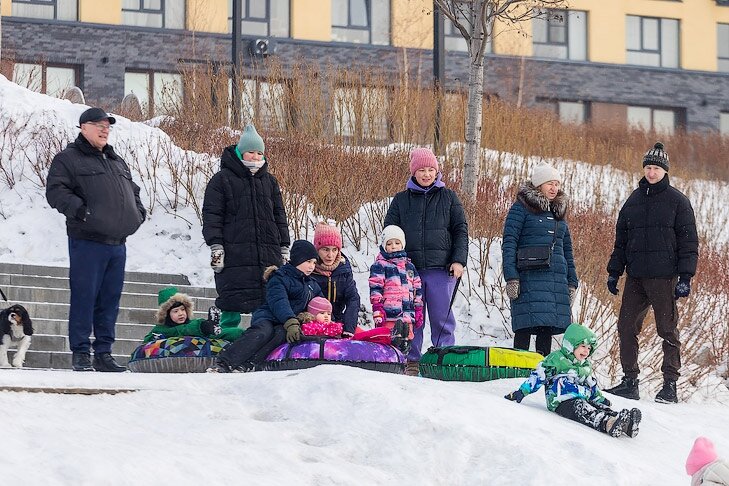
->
xmin=263 ymin=338 xmax=406 ymax=374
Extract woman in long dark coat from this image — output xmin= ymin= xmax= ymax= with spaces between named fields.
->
xmin=202 ymin=125 xmax=289 ymax=316
xmin=502 ymin=162 xmax=578 ymax=357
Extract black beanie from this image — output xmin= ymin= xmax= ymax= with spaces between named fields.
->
xmin=289 ymin=240 xmax=318 ymax=267
xmin=643 ymin=142 xmax=669 ymax=172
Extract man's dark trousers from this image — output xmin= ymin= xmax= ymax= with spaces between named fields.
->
xmin=68 ymin=237 xmax=126 ymax=354
xmin=617 ymin=275 xmax=681 ymax=382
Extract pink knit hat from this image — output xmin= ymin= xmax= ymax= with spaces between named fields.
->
xmin=307 ymin=297 xmax=332 ymax=316
xmin=686 ymin=437 xmax=718 ymax=475
xmin=409 ymin=148 xmax=439 ymax=175
xmin=313 ymin=223 xmax=343 ymax=251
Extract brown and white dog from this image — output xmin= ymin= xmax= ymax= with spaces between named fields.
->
xmin=0 ymin=304 xmax=34 ymax=368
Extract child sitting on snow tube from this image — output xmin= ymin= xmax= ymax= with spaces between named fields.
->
xmin=297 ymin=297 xmax=410 ymax=353
xmin=143 ymin=287 xmax=245 ymax=343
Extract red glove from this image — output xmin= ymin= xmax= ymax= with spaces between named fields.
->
xmin=372 ymin=303 xmax=385 ymax=326
xmin=415 ymin=307 xmax=424 ymax=329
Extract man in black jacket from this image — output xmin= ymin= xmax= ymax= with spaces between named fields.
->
xmin=605 ymin=142 xmax=698 ymax=403
xmin=46 ymin=108 xmax=146 ymax=372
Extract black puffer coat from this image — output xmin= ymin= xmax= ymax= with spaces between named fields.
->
xmin=607 ymin=175 xmax=698 ymax=279
xmin=383 ymin=178 xmax=468 ymax=270
xmin=202 ymin=146 xmax=290 ymax=312
xmin=46 ymin=134 xmax=146 ymax=245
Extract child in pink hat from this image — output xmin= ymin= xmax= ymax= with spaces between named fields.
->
xmin=298 ymin=296 xmax=344 ymax=337
xmin=686 ymin=437 xmax=729 ymax=485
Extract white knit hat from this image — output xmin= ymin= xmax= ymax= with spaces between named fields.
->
xmin=381 ymin=225 xmax=406 ymax=249
xmin=530 ymin=162 xmax=561 ymax=188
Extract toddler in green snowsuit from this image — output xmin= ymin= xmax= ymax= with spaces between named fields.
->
xmin=505 ymin=323 xmax=642 ymax=438
xmin=143 ymin=287 xmax=245 ymax=343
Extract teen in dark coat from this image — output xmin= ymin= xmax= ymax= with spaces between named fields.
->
xmin=605 ymin=142 xmax=698 ymax=404
xmin=310 ymin=223 xmax=361 ymax=336
xmin=202 ymin=125 xmax=289 ymax=315
xmin=502 ymin=163 xmax=578 ymax=357
xmin=208 ymin=240 xmax=323 ymax=372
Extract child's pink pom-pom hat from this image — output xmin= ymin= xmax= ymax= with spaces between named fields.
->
xmin=686 ymin=437 xmax=718 ymax=475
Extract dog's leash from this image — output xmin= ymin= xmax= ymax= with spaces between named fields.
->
xmin=0 ymin=288 xmax=7 ymax=302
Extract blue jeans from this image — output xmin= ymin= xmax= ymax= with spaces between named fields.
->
xmin=68 ymin=237 xmax=126 ymax=354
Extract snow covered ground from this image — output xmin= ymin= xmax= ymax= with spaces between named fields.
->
xmin=1 ymin=366 xmax=727 ymax=485
xmin=1 ymin=75 xmax=728 ymax=485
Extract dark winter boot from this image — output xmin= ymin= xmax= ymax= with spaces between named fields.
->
xmin=391 ymin=319 xmax=412 ymax=355
xmin=655 ymin=380 xmax=678 ymax=404
xmin=206 ymin=359 xmax=234 ymax=373
xmin=93 ymin=353 xmax=127 ymax=372
xmin=625 ymin=408 xmax=642 ymax=438
xmin=605 ymin=377 xmax=640 ymax=400
xmin=604 ymin=409 xmax=631 ymax=438
xmin=72 ymin=352 xmax=94 ymax=372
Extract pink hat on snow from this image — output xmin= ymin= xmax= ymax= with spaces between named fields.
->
xmin=307 ymin=297 xmax=332 ymax=316
xmin=686 ymin=437 xmax=718 ymax=475
xmin=313 ymin=223 xmax=343 ymax=251
xmin=409 ymin=148 xmax=439 ymax=176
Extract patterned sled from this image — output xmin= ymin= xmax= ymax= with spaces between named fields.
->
xmin=263 ymin=337 xmax=406 ymax=374
xmin=419 ymin=346 xmax=543 ymax=382
xmin=128 ymin=336 xmax=230 ymax=373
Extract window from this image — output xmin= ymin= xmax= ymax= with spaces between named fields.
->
xmin=627 ymin=106 xmax=676 ymax=135
xmin=124 ymin=71 xmax=183 ymax=117
xmin=228 ymin=78 xmax=288 ymax=131
xmin=533 ymin=9 xmax=587 ymax=61
xmin=122 ymin=0 xmax=185 ymax=29
xmin=11 ymin=0 xmax=77 ymax=20
xmin=332 ymin=0 xmax=390 ymax=45
xmin=228 ymin=0 xmax=289 ymax=37
xmin=718 ymin=24 xmax=729 ymax=72
xmin=333 ymin=86 xmax=389 ymax=141
xmin=720 ymin=113 xmax=729 ymax=136
xmin=558 ymin=101 xmax=586 ymax=124
xmin=626 ymin=15 xmax=679 ymax=68
xmin=12 ymin=62 xmax=78 ymax=97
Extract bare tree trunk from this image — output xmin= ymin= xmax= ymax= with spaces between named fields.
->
xmin=461 ymin=0 xmax=486 ymax=202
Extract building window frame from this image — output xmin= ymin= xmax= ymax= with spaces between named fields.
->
xmin=227 ymin=0 xmax=289 ymax=38
xmin=331 ymin=0 xmax=390 ymax=45
xmin=627 ymin=105 xmax=680 ymax=135
xmin=11 ymin=0 xmax=78 ymax=21
xmin=532 ymin=9 xmax=587 ymax=61
xmin=228 ymin=77 xmax=290 ymax=133
xmin=332 ymin=85 xmax=390 ymax=143
xmin=626 ymin=15 xmax=680 ymax=68
xmin=12 ymin=61 xmax=80 ymax=97
xmin=122 ymin=0 xmax=185 ymax=29
xmin=124 ymin=69 xmax=183 ymax=117
xmin=718 ymin=23 xmax=729 ymax=72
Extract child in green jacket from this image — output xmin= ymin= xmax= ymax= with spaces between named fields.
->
xmin=504 ymin=323 xmax=642 ymax=438
xmin=143 ymin=287 xmax=245 ymax=343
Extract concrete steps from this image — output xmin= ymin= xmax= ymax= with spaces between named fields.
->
xmin=0 ymin=262 xmax=250 ymax=370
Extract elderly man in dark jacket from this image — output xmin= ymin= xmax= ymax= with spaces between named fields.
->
xmin=605 ymin=142 xmax=698 ymax=404
xmin=46 ymin=107 xmax=146 ymax=372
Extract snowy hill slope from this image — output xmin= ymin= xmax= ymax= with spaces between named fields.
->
xmin=1 ymin=366 xmax=727 ymax=486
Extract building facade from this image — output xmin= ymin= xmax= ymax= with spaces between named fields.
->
xmin=2 ymin=0 xmax=729 ymax=135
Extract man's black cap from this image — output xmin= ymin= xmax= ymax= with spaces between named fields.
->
xmin=79 ymin=107 xmax=116 ymax=126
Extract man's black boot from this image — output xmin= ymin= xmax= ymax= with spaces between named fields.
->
xmin=93 ymin=352 xmax=127 ymax=372
xmin=72 ymin=352 xmax=94 ymax=372
xmin=605 ymin=377 xmax=640 ymax=400
xmin=655 ymin=380 xmax=678 ymax=404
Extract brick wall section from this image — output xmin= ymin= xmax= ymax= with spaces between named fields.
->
xmin=3 ymin=17 xmax=729 ymax=132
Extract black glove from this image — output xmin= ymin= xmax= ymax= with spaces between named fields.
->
xmin=200 ymin=319 xmax=221 ymax=336
xmin=600 ymin=397 xmax=611 ymax=407
xmin=207 ymin=306 xmax=222 ymax=323
xmin=284 ymin=318 xmax=301 ymax=343
xmin=504 ymin=390 xmax=525 ymax=403
xmin=675 ymin=277 xmax=691 ymax=299
xmin=607 ymin=275 xmax=619 ymax=296
xmin=76 ymin=205 xmax=89 ymax=221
